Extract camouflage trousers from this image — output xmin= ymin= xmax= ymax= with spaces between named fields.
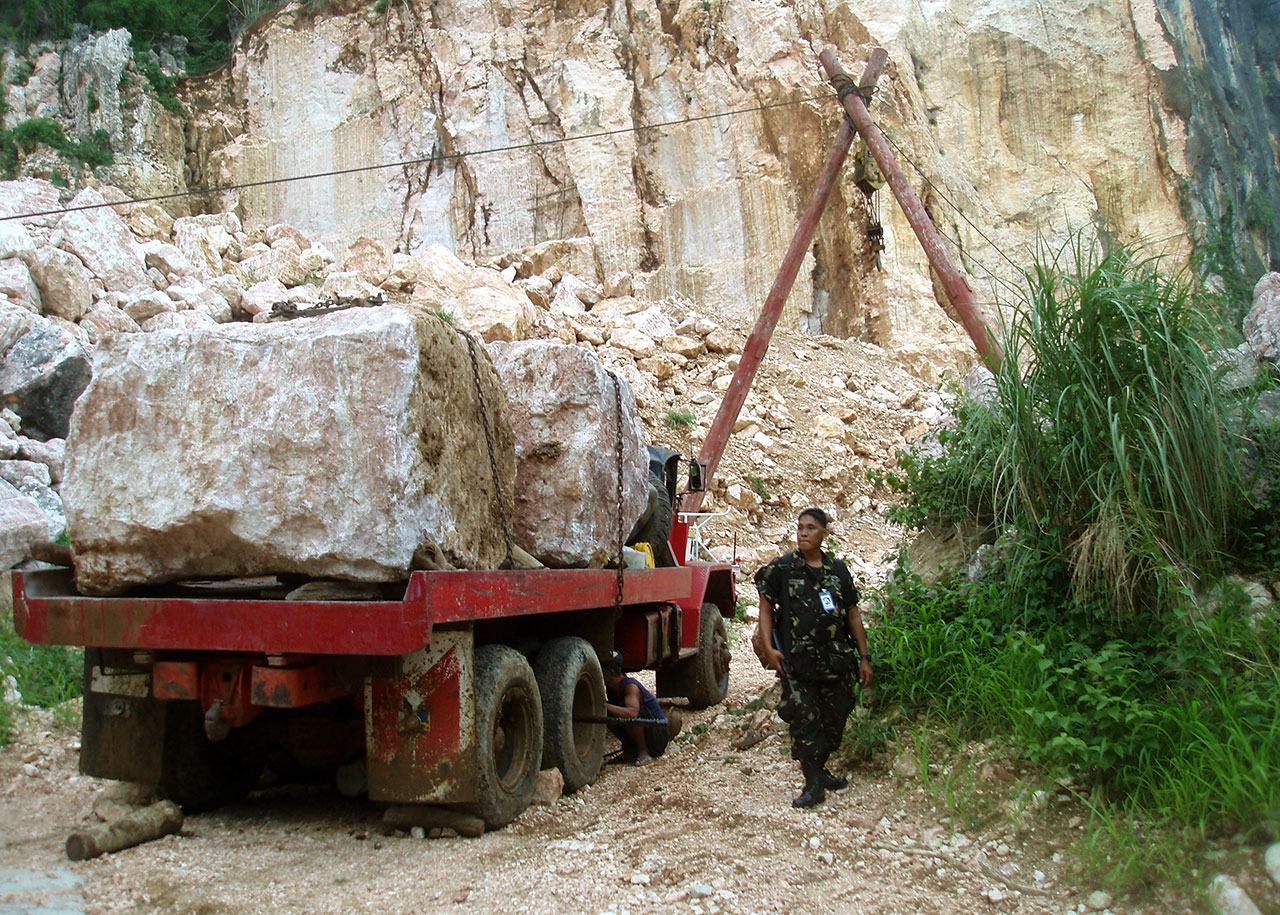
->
xmin=782 ymin=677 xmax=855 ymax=763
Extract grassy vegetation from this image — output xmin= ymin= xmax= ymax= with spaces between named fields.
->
xmin=0 ymin=605 xmax=82 ymax=746
xmin=134 ymin=55 xmax=184 ymax=114
xmin=0 ymin=116 xmax=113 ymax=180
xmin=1 ymin=0 xmax=233 ymax=75
xmin=1191 ymin=205 xmax=1264 ymax=331
xmin=663 ymin=408 xmax=696 ymax=428
xmin=860 ymin=237 xmax=1280 ymax=897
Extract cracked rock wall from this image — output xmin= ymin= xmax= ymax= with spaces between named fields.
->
xmin=189 ymin=0 xmax=1279 ymax=374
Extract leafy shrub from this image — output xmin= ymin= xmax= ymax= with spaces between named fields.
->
xmin=867 ymin=236 xmax=1280 ymax=847
xmin=663 ymin=409 xmax=696 ymax=428
xmin=75 ymin=128 xmax=113 ymax=167
xmin=1 ymin=117 xmax=114 ymax=174
xmin=7 ymin=58 xmax=36 ymax=87
xmin=11 ymin=116 xmax=70 ymax=150
xmin=1 ymin=1 xmax=235 ymax=76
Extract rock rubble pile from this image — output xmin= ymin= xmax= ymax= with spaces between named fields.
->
xmin=0 ymin=173 xmax=964 ymax=584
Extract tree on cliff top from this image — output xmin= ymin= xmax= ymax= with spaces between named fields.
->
xmin=1 ymin=0 xmax=232 ymax=73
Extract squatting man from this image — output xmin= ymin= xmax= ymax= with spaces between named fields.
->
xmin=753 ymin=507 xmax=872 ymax=808
xmin=602 ymin=651 xmax=670 ymax=766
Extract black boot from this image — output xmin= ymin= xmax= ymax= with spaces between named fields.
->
xmin=815 ymin=752 xmax=847 ymax=791
xmin=792 ymin=759 xmax=826 ymax=808
xmin=820 ymin=768 xmax=848 ymax=791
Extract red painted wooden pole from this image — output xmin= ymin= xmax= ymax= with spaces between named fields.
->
xmin=681 ymin=49 xmax=889 ymax=514
xmin=819 ymin=48 xmax=1003 ymax=367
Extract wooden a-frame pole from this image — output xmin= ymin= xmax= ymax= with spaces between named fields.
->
xmin=680 ymin=49 xmax=888 ymax=514
xmin=819 ymin=48 xmax=1004 ymax=367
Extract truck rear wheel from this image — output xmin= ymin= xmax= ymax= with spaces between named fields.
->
xmin=159 ymin=702 xmax=264 ymax=812
xmin=534 ymin=637 xmax=605 ymax=793
xmin=656 ymin=603 xmax=730 ymax=710
xmin=471 ymin=645 xmax=543 ymax=829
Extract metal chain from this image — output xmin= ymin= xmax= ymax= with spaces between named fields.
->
xmin=462 ymin=330 xmax=514 ymax=569
xmin=610 ymin=370 xmax=625 ymax=613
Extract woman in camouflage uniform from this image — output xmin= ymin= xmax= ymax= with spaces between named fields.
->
xmin=754 ymin=507 xmax=872 ymax=808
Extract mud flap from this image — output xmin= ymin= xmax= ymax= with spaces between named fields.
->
xmin=366 ymin=629 xmax=476 ymax=804
xmin=80 ymin=651 xmax=166 ymax=784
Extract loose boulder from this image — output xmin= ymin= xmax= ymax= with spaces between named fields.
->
xmin=26 ymin=247 xmax=93 ymax=322
xmin=56 ymin=188 xmax=150 ymax=293
xmin=0 ymin=479 xmax=50 ymax=568
xmin=488 ymin=340 xmax=647 ymax=568
xmin=64 ymin=305 xmax=515 ymax=594
xmin=0 ymin=310 xmax=92 ymax=440
xmin=1244 ymin=272 xmax=1280 ymax=360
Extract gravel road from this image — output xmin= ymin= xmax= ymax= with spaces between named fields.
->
xmin=0 ymin=619 xmax=1161 ymax=915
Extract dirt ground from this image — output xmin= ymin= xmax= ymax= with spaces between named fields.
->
xmin=0 ymin=622 xmax=1174 ymax=915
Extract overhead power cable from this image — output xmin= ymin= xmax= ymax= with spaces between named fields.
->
xmin=1 ymin=93 xmax=832 ymax=224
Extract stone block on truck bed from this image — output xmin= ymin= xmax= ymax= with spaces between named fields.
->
xmin=63 ymin=305 xmax=514 ymax=595
xmin=488 ymin=340 xmax=647 ymax=568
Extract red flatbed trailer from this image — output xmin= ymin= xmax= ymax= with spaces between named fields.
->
xmin=13 ymin=546 xmax=736 ymax=828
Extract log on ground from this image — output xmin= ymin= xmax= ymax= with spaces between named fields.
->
xmin=66 ymin=800 xmax=184 ymax=860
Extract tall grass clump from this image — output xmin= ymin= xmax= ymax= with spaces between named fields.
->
xmin=0 ymin=612 xmax=82 ymax=745
xmin=866 ymin=236 xmax=1280 ymax=871
xmin=983 ymin=239 xmax=1234 ymax=622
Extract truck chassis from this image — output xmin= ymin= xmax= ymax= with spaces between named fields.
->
xmin=15 ymin=558 xmax=734 ymax=827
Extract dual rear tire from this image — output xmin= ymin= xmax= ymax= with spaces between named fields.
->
xmin=471 ymin=645 xmax=544 ymax=829
xmin=470 ymin=637 xmax=607 ymax=828
xmin=534 ymin=637 xmax=606 ymax=794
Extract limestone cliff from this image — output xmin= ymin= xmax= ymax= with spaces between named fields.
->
xmin=5 ymin=0 xmax=1278 ymax=376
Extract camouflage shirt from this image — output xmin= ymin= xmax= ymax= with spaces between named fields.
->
xmin=754 ymin=551 xmax=859 ymax=679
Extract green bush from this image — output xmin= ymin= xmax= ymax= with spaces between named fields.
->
xmin=10 ymin=116 xmax=70 ymax=150
xmin=0 ymin=118 xmax=114 ymax=175
xmin=868 ymin=237 xmax=1280 ymax=850
xmin=881 ymin=238 xmax=1236 ymax=623
xmin=1 ymin=0 xmax=234 ymax=76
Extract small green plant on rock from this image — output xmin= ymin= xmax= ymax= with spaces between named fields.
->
xmin=136 ymin=56 xmax=183 ymax=115
xmin=664 ymin=408 xmax=696 ymax=428
xmin=745 ymin=473 xmax=769 ymax=501
xmin=0 ymin=117 xmax=114 ymax=179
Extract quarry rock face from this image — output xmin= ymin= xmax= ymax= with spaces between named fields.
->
xmin=488 ymin=340 xmax=648 ymax=568
xmin=64 ymin=305 xmax=515 ymax=594
xmin=171 ymin=0 xmax=1275 ymax=378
